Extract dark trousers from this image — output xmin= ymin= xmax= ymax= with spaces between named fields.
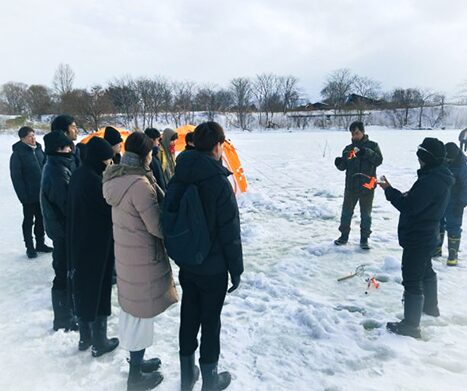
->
xmin=338 ymin=190 xmax=374 ymax=237
xmin=52 ymin=237 xmax=68 ymax=291
xmin=440 ymin=203 xmax=464 ymax=238
xmin=22 ymin=202 xmax=44 ymax=248
xmin=402 ymin=247 xmax=436 ymax=295
xmin=179 ymin=270 xmax=228 ymax=364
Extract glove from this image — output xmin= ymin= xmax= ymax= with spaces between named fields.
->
xmin=334 ymin=157 xmax=343 ymax=167
xmin=356 ymin=147 xmax=366 ymax=157
xmin=228 ymin=274 xmax=241 ymax=293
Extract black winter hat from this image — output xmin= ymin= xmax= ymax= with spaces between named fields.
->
xmin=104 ymin=126 xmax=123 ymax=146
xmin=44 ymin=131 xmax=73 ymax=154
xmin=445 ymin=142 xmax=460 ymax=162
xmin=144 ymin=128 xmax=161 ymax=140
xmin=85 ymin=137 xmax=114 ymax=162
xmin=416 ymin=137 xmax=445 ymax=167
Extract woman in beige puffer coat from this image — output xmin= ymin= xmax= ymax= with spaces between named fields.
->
xmin=103 ymin=131 xmax=178 ymax=391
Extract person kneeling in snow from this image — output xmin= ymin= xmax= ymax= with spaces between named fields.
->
xmin=379 ymin=138 xmax=454 ymax=338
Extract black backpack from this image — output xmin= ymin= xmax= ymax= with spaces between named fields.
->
xmin=162 ymin=181 xmax=211 ymax=266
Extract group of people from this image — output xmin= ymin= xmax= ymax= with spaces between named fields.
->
xmin=334 ymin=121 xmax=467 ymax=338
xmin=10 ymin=117 xmax=243 ymax=391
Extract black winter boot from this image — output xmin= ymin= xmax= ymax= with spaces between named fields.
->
xmin=334 ymin=233 xmax=349 ymax=246
xmin=200 ymin=362 xmax=231 ymax=391
xmin=126 ymin=357 xmax=162 ymax=373
xmin=51 ymin=289 xmax=77 ymax=331
xmin=180 ymin=354 xmax=200 ymax=391
xmin=26 ymin=248 xmax=38 ymax=259
xmin=447 ymin=235 xmax=461 ymax=266
xmin=360 ymin=236 xmax=370 ymax=250
xmin=422 ymin=276 xmax=440 ymax=317
xmin=90 ymin=316 xmax=119 ymax=357
xmin=127 ymin=363 xmax=163 ymax=391
xmin=78 ymin=320 xmax=92 ymax=351
xmin=432 ymin=232 xmax=445 ymax=257
xmin=387 ymin=292 xmax=424 ymax=339
xmin=36 ymin=238 xmax=53 ymax=253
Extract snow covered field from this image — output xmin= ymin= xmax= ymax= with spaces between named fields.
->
xmin=1 ymin=128 xmax=467 ymax=391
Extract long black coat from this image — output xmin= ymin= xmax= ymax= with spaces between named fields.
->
xmin=150 ymin=148 xmax=167 ymax=192
xmin=335 ymin=135 xmax=383 ymax=193
xmin=165 ymin=150 xmax=243 ymax=277
xmin=40 ymin=153 xmax=73 ymax=240
xmin=10 ymin=141 xmax=46 ymax=204
xmin=385 ymin=165 xmax=454 ymax=249
xmin=68 ymin=160 xmax=113 ymax=321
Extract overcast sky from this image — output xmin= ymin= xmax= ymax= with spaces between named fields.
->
xmin=1 ymin=0 xmax=466 ymax=100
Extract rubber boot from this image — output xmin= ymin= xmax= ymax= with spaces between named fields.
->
xmin=127 ymin=362 xmax=163 ymax=391
xmin=387 ymin=292 xmax=424 ymax=339
xmin=141 ymin=357 xmax=162 ymax=373
xmin=180 ymin=353 xmax=200 ymax=391
xmin=334 ymin=233 xmax=349 ymax=246
xmin=90 ymin=316 xmax=119 ymax=357
xmin=432 ymin=232 xmax=444 ymax=257
xmin=360 ymin=236 xmax=370 ymax=250
xmin=51 ymin=289 xmax=77 ymax=331
xmin=78 ymin=320 xmax=92 ymax=351
xmin=422 ymin=276 xmax=440 ymax=317
xmin=200 ymin=362 xmax=231 ymax=391
xmin=447 ymin=235 xmax=460 ymax=266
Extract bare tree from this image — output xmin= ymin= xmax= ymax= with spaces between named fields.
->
xmin=170 ymin=81 xmax=197 ymax=127
xmin=253 ymin=74 xmax=283 ymax=127
xmin=389 ymin=88 xmax=422 ymax=127
xmin=79 ymin=85 xmax=114 ymax=131
xmin=52 ymin=63 xmax=75 ymax=96
xmin=107 ymin=77 xmax=139 ymax=129
xmin=26 ymin=85 xmax=54 ymax=118
xmin=0 ymin=82 xmax=29 ymax=114
xmin=320 ymin=68 xmax=356 ymax=108
xmin=230 ymin=77 xmax=253 ymax=130
xmin=279 ymin=76 xmax=300 ymax=114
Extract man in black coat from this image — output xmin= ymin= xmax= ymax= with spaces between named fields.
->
xmin=334 ymin=121 xmax=383 ymax=249
xmin=10 ymin=126 xmax=52 ymax=258
xmin=41 ymin=131 xmax=77 ymax=332
xmin=165 ymin=122 xmax=243 ymax=391
xmin=69 ymin=137 xmax=119 ymax=356
xmin=144 ymin=128 xmax=167 ymax=192
xmin=379 ymin=137 xmax=454 ymax=338
xmin=51 ymin=114 xmax=80 ymax=170
xmin=104 ymin=126 xmax=123 ymax=164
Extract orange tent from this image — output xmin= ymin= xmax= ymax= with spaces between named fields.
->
xmin=79 ymin=127 xmax=131 ymax=151
xmin=174 ymin=125 xmax=247 ymax=194
xmin=79 ymin=125 xmax=247 ymax=194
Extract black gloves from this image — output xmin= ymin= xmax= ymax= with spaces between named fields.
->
xmin=356 ymin=147 xmax=366 ymax=157
xmin=228 ymin=274 xmax=241 ymax=293
xmin=335 ymin=157 xmax=343 ymax=167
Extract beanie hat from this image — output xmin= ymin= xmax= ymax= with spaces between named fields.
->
xmin=445 ymin=142 xmax=460 ymax=162
xmin=51 ymin=114 xmax=75 ymax=133
xmin=416 ymin=137 xmax=445 ymax=167
xmin=104 ymin=126 xmax=123 ymax=146
xmin=144 ymin=128 xmax=161 ymax=140
xmin=44 ymin=131 xmax=73 ymax=154
xmin=85 ymin=137 xmax=114 ymax=162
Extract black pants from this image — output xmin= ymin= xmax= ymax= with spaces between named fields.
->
xmin=402 ymin=246 xmax=436 ymax=295
xmin=338 ymin=190 xmax=374 ymax=238
xmin=179 ymin=270 xmax=228 ymax=364
xmin=22 ymin=202 xmax=44 ymax=248
xmin=52 ymin=237 xmax=68 ymax=291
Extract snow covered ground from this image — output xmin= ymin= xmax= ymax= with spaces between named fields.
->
xmin=1 ymin=127 xmax=467 ymax=391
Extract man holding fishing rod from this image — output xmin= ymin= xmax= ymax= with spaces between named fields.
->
xmin=334 ymin=121 xmax=383 ymax=249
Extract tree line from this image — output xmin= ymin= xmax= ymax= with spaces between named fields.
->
xmin=0 ymin=64 xmax=465 ymax=131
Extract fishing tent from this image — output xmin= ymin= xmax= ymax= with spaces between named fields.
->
xmin=79 ymin=125 xmax=247 ymax=194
